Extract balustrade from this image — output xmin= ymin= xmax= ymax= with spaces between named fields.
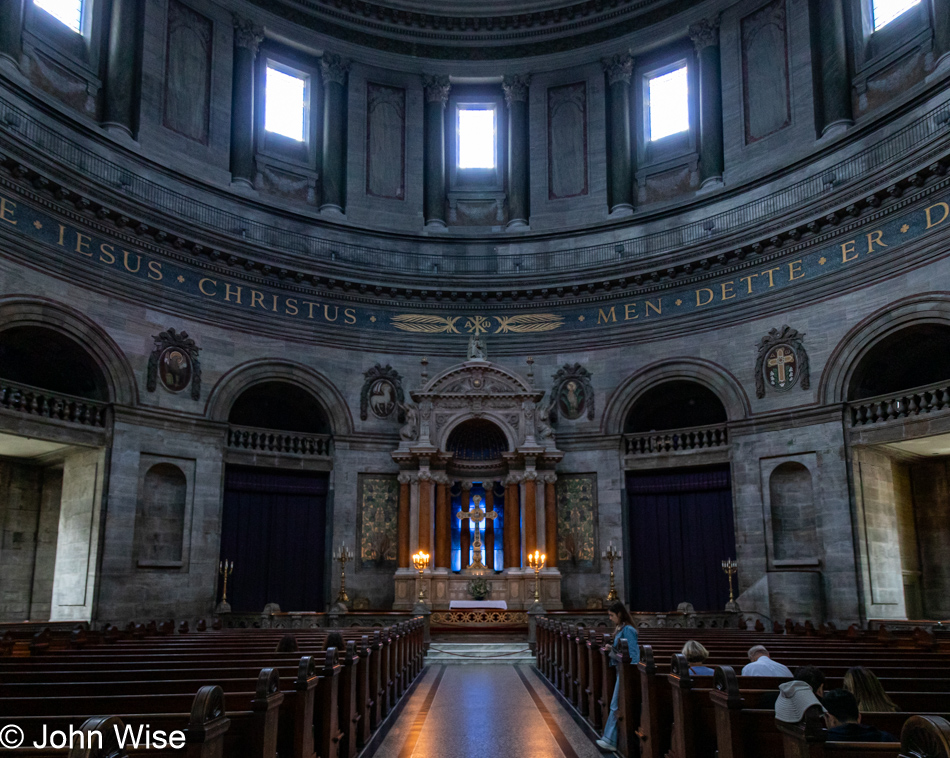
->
xmin=0 ymin=379 xmax=108 ymax=427
xmin=226 ymin=425 xmax=333 ymax=456
xmin=850 ymin=382 xmax=950 ymax=426
xmin=624 ymin=424 xmax=728 ymax=455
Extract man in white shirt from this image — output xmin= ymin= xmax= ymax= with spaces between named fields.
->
xmin=741 ymin=645 xmax=793 ymax=676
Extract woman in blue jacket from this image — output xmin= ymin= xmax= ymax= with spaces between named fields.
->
xmin=597 ymin=601 xmax=640 ymax=751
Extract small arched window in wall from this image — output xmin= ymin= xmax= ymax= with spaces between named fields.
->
xmin=135 ymin=463 xmax=187 ymax=565
xmin=769 ymin=462 xmax=818 ymax=563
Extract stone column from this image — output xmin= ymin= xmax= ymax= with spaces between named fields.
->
xmin=503 ymin=74 xmax=531 ymax=229
xmin=417 ymin=472 xmax=432 ymax=555
xmin=397 ymin=473 xmax=411 ymax=568
xmin=485 ymin=484 xmax=496 ymax=571
xmin=460 ymin=482 xmax=471 ymax=569
xmin=602 ymin=53 xmax=635 ymax=213
xmin=934 ymin=0 xmax=950 ymax=71
xmin=229 ymin=15 xmax=263 ymax=188
xmin=434 ymin=476 xmax=450 ymax=570
xmin=320 ymin=53 xmax=349 ymax=213
xmin=544 ymin=474 xmax=557 ymax=568
xmin=689 ymin=18 xmax=724 ymax=187
xmin=422 ymin=75 xmax=450 ymax=228
xmin=811 ymin=0 xmax=852 ymax=136
xmin=103 ymin=0 xmax=141 ymax=137
xmin=505 ymin=475 xmax=522 ymax=569
xmin=524 ymin=471 xmax=538 ymax=556
xmin=0 ymin=0 xmax=25 ymax=67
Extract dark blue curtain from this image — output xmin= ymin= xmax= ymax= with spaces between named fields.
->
xmin=219 ymin=466 xmax=329 ymax=613
xmin=625 ymin=465 xmax=736 ymax=612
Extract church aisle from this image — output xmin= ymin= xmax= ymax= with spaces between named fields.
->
xmin=367 ymin=664 xmax=603 ymax=758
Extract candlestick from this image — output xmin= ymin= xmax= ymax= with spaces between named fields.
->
xmin=335 ymin=545 xmax=353 ymax=605
xmin=218 ymin=560 xmax=233 ymax=605
xmin=603 ymin=543 xmax=621 ymax=603
xmin=721 ymin=558 xmax=738 ymax=604
xmin=412 ymin=551 xmax=430 ymax=603
xmin=527 ymin=550 xmax=546 ymax=602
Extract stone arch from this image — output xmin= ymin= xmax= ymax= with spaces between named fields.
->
xmin=602 ymin=358 xmax=750 ymax=435
xmin=0 ymin=296 xmax=138 ymax=405
xmin=819 ymin=294 xmax=950 ymax=405
xmin=205 ymin=359 xmax=353 ymax=435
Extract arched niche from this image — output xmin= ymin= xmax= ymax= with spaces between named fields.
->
xmin=625 ymin=380 xmax=727 ymax=433
xmin=0 ymin=326 xmax=109 ymax=400
xmin=0 ymin=297 xmax=137 ymax=405
xmin=228 ymin=381 xmax=331 ymax=434
xmin=602 ymin=358 xmax=749 ymax=435
xmin=135 ymin=462 xmax=188 ymax=565
xmin=768 ymin=461 xmax=817 ymax=563
xmin=445 ymin=418 xmax=509 ymax=461
xmin=206 ymin=360 xmax=352 ymax=435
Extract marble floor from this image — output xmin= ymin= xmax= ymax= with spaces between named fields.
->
xmin=366 ymin=664 xmax=605 ymax=758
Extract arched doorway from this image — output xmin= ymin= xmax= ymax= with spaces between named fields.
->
xmin=624 ymin=380 xmax=736 ymax=612
xmin=219 ymin=381 xmax=332 ymax=613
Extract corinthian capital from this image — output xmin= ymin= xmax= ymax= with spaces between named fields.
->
xmin=502 ymin=74 xmax=530 ymax=107
xmin=423 ymin=74 xmax=451 ymax=105
xmin=232 ymin=15 xmax=264 ymax=54
xmin=397 ymin=472 xmax=413 ymax=485
xmin=542 ymin=472 xmax=558 ymax=484
xmin=602 ymin=53 xmax=634 ymax=86
xmin=321 ymin=53 xmax=350 ymax=85
xmin=689 ymin=17 xmax=720 ymax=51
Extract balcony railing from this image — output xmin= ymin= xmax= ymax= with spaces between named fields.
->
xmin=850 ymin=382 xmax=950 ymax=427
xmin=624 ymin=423 xmax=728 ymax=455
xmin=226 ymin=425 xmax=333 ymax=457
xmin=0 ymin=379 xmax=108 ymax=427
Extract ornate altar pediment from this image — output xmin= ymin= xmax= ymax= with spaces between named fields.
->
xmin=414 ymin=360 xmax=541 ymax=399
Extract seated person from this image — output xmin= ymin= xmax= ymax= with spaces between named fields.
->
xmin=276 ymin=634 xmax=299 ymax=653
xmin=682 ymin=640 xmax=714 ymax=676
xmin=822 ymin=689 xmax=897 ymax=742
xmin=844 ymin=667 xmax=899 ymax=713
xmin=775 ymin=680 xmax=825 ymax=723
xmin=741 ymin=645 xmax=793 ymax=676
xmin=793 ymin=665 xmax=826 ymax=697
xmin=324 ymin=630 xmax=346 ymax=652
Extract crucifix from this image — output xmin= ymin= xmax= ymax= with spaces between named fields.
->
xmin=767 ymin=347 xmax=794 ymax=384
xmin=458 ymin=493 xmax=498 ymax=575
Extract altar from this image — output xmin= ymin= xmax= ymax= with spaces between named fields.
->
xmin=449 ymin=600 xmax=507 ymax=610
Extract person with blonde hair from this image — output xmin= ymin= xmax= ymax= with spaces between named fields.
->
xmin=844 ymin=667 xmax=899 ymax=713
xmin=682 ymin=640 xmax=714 ymax=676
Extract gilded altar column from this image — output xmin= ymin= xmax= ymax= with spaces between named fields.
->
xmin=434 ymin=475 xmax=450 ymax=570
xmin=229 ymin=16 xmax=263 ymax=187
xmin=460 ymin=481 xmax=471 ymax=569
xmin=689 ymin=17 xmax=724 ymax=187
xmin=397 ymin=472 xmax=412 ymax=568
xmin=417 ymin=471 xmax=432 ymax=554
xmin=485 ymin=484 xmax=496 ymax=571
xmin=524 ymin=471 xmax=538 ymax=556
xmin=320 ymin=53 xmax=349 ymax=213
xmin=103 ymin=0 xmax=142 ymax=137
xmin=423 ymin=75 xmax=450 ymax=228
xmin=602 ymin=53 xmax=634 ymax=213
xmin=543 ymin=473 xmax=558 ymax=568
xmin=503 ymin=74 xmax=530 ymax=229
xmin=505 ymin=475 xmax=522 ymax=568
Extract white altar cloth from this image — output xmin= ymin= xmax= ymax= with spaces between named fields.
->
xmin=449 ymin=600 xmax=508 ymax=610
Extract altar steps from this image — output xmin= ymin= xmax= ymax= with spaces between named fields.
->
xmin=424 ymin=642 xmax=535 ymax=665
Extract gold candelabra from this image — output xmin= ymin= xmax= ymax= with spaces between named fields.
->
xmin=603 ymin=543 xmax=621 ymax=602
xmin=721 ymin=558 xmax=738 ymax=603
xmin=218 ymin=560 xmax=234 ymax=605
xmin=527 ymin=550 xmax=546 ymax=601
xmin=412 ymin=551 xmax=430 ymax=602
xmin=335 ymin=545 xmax=353 ymax=605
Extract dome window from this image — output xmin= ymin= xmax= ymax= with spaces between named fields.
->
xmin=265 ymin=63 xmax=309 ymax=142
xmin=457 ymin=106 xmax=497 ymax=170
xmin=871 ymin=0 xmax=921 ymax=30
xmin=32 ymin=0 xmax=82 ymax=33
xmin=646 ymin=63 xmax=689 ymax=142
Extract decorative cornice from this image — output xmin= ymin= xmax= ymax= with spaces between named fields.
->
xmin=503 ymin=75 xmax=531 ymax=107
xmin=602 ymin=53 xmax=634 ymax=85
xmin=321 ymin=53 xmax=350 ymax=86
xmin=688 ymin=16 xmax=720 ymax=52
xmin=232 ymin=15 xmax=264 ymax=54
xmin=422 ymin=75 xmax=451 ymax=105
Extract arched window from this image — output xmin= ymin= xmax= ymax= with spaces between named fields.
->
xmin=228 ymin=381 xmax=330 ymax=433
xmin=625 ymin=380 xmax=726 ymax=433
xmin=848 ymin=324 xmax=950 ymax=400
xmin=0 ymin=326 xmax=108 ymax=400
